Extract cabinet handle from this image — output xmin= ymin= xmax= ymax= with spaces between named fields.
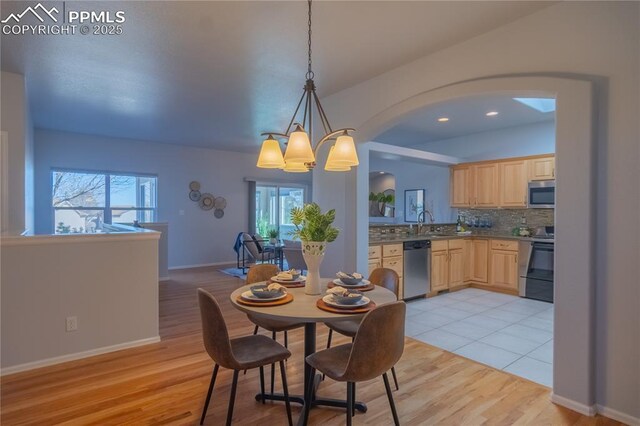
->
xmin=552 ymin=168 xmax=555 ymax=177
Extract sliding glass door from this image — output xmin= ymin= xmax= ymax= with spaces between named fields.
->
xmin=255 ymin=185 xmax=305 ymax=240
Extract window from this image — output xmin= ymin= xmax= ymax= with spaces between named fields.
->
xmin=255 ymin=185 xmax=305 ymax=239
xmin=52 ymin=169 xmax=157 ymax=234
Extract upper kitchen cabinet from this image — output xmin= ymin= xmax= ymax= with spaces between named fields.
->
xmin=474 ymin=163 xmax=499 ymax=207
xmin=528 ymin=155 xmax=555 ymax=180
xmin=450 ymin=154 xmax=554 ymax=208
xmin=499 ymin=160 xmax=528 ymax=207
xmin=450 ymin=165 xmax=472 ymax=207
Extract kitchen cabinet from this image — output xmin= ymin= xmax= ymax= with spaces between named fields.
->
xmin=367 ymin=245 xmax=381 ymax=276
xmin=450 ymin=154 xmax=555 ymax=208
xmin=448 ymin=244 xmax=464 ymax=287
xmin=499 ymin=160 xmax=528 ymax=207
xmin=430 ymin=250 xmax=449 ymax=291
xmin=474 ymin=163 xmax=499 ymax=207
xmin=463 ymin=239 xmax=473 ymax=282
xmin=450 ymin=165 xmax=472 ymax=207
xmin=369 ymin=243 xmax=404 ymax=298
xmin=430 ymin=239 xmax=465 ymax=291
xmin=489 ymin=239 xmax=519 ymax=291
xmin=528 ymin=156 xmax=555 ymax=180
xmin=470 ymin=239 xmax=489 ymax=283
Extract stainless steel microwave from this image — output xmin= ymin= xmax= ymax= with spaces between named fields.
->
xmin=528 ymin=180 xmax=555 ymax=208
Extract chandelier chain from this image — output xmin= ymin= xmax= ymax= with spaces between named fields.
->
xmin=306 ymin=0 xmax=313 ymax=79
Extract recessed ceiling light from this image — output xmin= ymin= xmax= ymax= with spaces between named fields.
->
xmin=437 ymin=117 xmax=449 ymax=122
xmin=379 ymin=171 xmax=385 ymax=175
xmin=486 ymin=111 xmax=499 ymax=117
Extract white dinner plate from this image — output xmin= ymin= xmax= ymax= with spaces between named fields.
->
xmin=271 ymin=275 xmax=307 ymax=284
xmin=332 ymin=279 xmax=371 ymax=288
xmin=322 ymin=294 xmax=371 ymax=308
xmin=241 ymin=290 xmax=287 ymax=302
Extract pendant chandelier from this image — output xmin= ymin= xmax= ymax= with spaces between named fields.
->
xmin=256 ymin=0 xmax=359 ymax=173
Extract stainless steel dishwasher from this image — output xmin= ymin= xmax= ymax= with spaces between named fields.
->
xmin=403 ymin=240 xmax=431 ymax=300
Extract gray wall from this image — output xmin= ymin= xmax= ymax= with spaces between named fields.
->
xmin=34 ymin=129 xmax=311 ymax=268
xmin=369 ymin=156 xmax=455 ymax=224
xmin=412 ymin=121 xmax=555 ymax=162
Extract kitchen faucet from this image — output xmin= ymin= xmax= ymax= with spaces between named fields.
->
xmin=417 ymin=208 xmax=435 ymax=234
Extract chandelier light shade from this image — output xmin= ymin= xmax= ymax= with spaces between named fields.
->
xmin=256 ymin=136 xmax=286 ymax=168
xmin=283 ymin=161 xmax=309 ymax=173
xmin=283 ymin=125 xmax=315 ymax=164
xmin=256 ymin=0 xmax=358 ymax=173
xmin=324 ymin=146 xmax=351 ymax=171
xmin=329 ymin=132 xmax=359 ymax=166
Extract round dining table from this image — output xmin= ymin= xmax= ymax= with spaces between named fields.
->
xmin=230 ymin=280 xmax=397 ymax=426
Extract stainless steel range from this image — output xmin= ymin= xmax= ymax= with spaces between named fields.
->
xmin=518 ymin=227 xmax=554 ymax=303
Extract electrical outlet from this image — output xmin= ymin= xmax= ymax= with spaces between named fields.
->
xmin=179 ymin=209 xmax=185 ymax=216
xmin=66 ymin=316 xmax=78 ymax=332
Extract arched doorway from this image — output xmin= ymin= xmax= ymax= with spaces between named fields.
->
xmin=349 ymin=76 xmax=596 ymax=413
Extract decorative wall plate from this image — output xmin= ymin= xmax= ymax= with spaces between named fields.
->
xmin=199 ymin=193 xmax=215 ymax=210
xmin=214 ymin=209 xmax=224 ymax=218
xmin=189 ymin=181 xmax=201 ymax=191
xmin=214 ymin=197 xmax=227 ymax=209
xmin=189 ymin=190 xmax=201 ymax=201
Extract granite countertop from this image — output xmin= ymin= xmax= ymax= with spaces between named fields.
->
xmin=369 ymin=232 xmax=554 ymax=244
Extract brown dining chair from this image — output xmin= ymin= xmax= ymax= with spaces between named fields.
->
xmin=324 ymin=268 xmax=401 ymax=390
xmin=197 ymin=289 xmax=293 ymax=426
xmin=306 ymin=301 xmax=406 ymax=426
xmin=245 ymin=264 xmax=304 ymax=392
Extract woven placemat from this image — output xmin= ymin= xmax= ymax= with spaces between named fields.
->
xmin=236 ymin=293 xmax=294 ymax=307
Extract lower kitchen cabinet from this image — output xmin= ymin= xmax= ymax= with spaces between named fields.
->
xmin=470 ymin=239 xmax=489 ymax=283
xmin=489 ymin=246 xmax=519 ymax=291
xmin=369 ymin=243 xmax=404 ymax=298
xmin=431 ymin=250 xmax=449 ymax=291
xmin=448 ymin=247 xmax=465 ymax=287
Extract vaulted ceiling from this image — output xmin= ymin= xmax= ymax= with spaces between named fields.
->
xmin=1 ymin=1 xmax=554 ymax=151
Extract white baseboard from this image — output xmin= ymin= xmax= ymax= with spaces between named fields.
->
xmin=159 ymin=276 xmax=170 ymax=281
xmin=168 ymin=260 xmax=236 ymax=270
xmin=0 ymin=336 xmax=161 ymax=376
xmin=550 ymin=393 xmax=596 ymax=416
xmin=596 ymin=404 xmax=640 ymax=426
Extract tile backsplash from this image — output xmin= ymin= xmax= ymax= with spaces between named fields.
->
xmin=457 ymin=208 xmax=554 ymax=233
xmin=369 ymin=208 xmax=554 ymax=238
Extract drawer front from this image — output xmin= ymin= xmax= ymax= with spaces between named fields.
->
xmin=368 ymin=245 xmax=381 ymax=259
xmin=431 ymin=240 xmax=449 ymax=251
xmin=382 ymin=256 xmax=403 ymax=276
xmin=490 ymin=239 xmax=519 ymax=251
xmin=382 ymin=243 xmax=403 ymax=257
xmin=448 ymin=239 xmax=464 ymax=250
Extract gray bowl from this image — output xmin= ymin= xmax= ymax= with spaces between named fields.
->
xmin=250 ymin=285 xmax=284 ymax=299
xmin=332 ymin=290 xmax=364 ymax=305
xmin=339 ymin=276 xmax=363 ymax=286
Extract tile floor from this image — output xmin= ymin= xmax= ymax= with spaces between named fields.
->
xmin=406 ymin=288 xmax=554 ymax=387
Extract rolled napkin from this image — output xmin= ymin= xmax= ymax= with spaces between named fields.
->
xmin=276 ymin=272 xmax=293 ymax=281
xmin=267 ymin=283 xmax=286 ymax=292
xmin=327 ymin=286 xmax=347 ymax=295
xmin=336 ymin=271 xmax=363 ymax=279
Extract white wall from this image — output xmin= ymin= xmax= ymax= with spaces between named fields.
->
xmin=1 ymin=232 xmax=160 ymax=372
xmin=411 ymin=121 xmax=555 ymax=161
xmin=369 ymin=156 xmax=455 ymax=223
xmin=0 ymin=71 xmax=33 ymax=234
xmin=314 ymin=2 xmax=639 ymax=422
xmin=34 ymin=129 xmax=312 ymax=268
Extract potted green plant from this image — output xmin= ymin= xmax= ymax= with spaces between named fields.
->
xmin=290 ymin=203 xmax=340 ymax=295
xmin=267 ymin=228 xmax=279 ymax=245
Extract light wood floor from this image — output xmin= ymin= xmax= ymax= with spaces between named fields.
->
xmin=1 ymin=266 xmax=621 ymax=425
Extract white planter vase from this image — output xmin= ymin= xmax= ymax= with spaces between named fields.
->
xmin=302 ymin=241 xmax=326 ymax=295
